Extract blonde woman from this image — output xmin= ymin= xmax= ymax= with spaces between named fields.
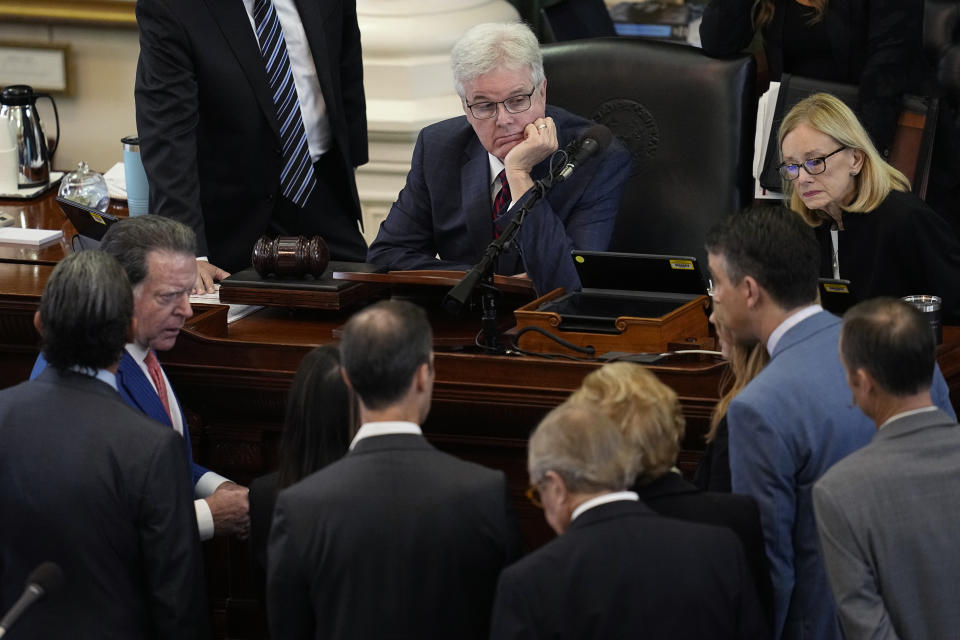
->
xmin=570 ymin=362 xmax=773 ymax=623
xmin=700 ymin=0 xmax=923 ymax=154
xmin=694 ymin=324 xmax=770 ymax=492
xmin=778 ymin=92 xmax=960 ymax=321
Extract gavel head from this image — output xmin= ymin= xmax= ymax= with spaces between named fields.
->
xmin=252 ymin=235 xmax=330 ymax=278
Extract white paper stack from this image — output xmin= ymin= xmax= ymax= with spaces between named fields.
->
xmin=754 ymin=83 xmax=785 ymax=200
xmin=0 ymin=227 xmax=63 ymax=246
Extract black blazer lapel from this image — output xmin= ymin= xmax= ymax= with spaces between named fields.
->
xmin=202 ymin=0 xmax=281 ymax=140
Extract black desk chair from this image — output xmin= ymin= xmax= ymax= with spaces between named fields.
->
xmin=542 ymin=38 xmax=756 ymax=264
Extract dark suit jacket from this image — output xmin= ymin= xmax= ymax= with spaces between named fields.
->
xmin=700 ymin=0 xmax=924 ymax=152
xmin=489 ymin=500 xmax=768 ymax=639
xmin=135 ymin=0 xmax=367 ymax=271
xmin=813 ymin=189 xmax=960 ymax=323
xmin=0 ymin=369 xmax=208 ymax=639
xmin=267 ymin=433 xmax=523 ymax=640
xmin=248 ymin=470 xmax=279 ymax=602
xmin=366 ymin=106 xmax=631 ymax=294
xmin=694 ymin=415 xmax=732 ymax=492
xmin=634 ymin=472 xmax=774 ymax=625
xmin=31 ymin=349 xmax=210 ymax=487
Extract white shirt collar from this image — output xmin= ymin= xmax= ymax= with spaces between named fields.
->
xmin=126 ymin=341 xmax=149 ymax=364
xmin=571 ymin=491 xmax=639 ymax=522
xmin=68 ymin=365 xmax=117 ymax=390
xmin=487 ymin=153 xmax=505 ymax=186
xmin=349 ymin=421 xmax=422 ymax=450
xmin=766 ymin=304 xmax=823 ymax=354
xmin=879 ymin=406 xmax=939 ymax=430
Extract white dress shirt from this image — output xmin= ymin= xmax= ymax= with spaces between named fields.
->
xmin=571 ymin=491 xmax=639 ymax=522
xmin=766 ymin=304 xmax=823 ymax=355
xmin=350 ymin=421 xmax=422 ymax=450
xmin=125 ymin=343 xmax=229 ymax=540
xmin=241 ymin=0 xmax=331 ymax=161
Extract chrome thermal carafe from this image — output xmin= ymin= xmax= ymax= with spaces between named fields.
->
xmin=0 ymin=85 xmax=60 ymax=188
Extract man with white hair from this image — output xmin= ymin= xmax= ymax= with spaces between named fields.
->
xmin=490 ymin=402 xmax=767 ymax=639
xmin=367 ymin=22 xmax=631 ymax=295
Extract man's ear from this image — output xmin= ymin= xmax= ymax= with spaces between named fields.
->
xmin=340 ymin=366 xmax=354 ymax=392
xmin=33 ymin=310 xmax=43 ymax=336
xmin=126 ymin=316 xmax=138 ymax=344
xmin=853 ymin=367 xmax=875 ymax=396
xmin=414 ymin=361 xmax=432 ymax=392
xmin=742 ymin=275 xmax=762 ymax=309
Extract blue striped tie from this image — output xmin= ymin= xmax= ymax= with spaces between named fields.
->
xmin=252 ymin=0 xmax=317 ymax=207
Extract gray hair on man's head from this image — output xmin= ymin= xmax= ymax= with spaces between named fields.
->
xmin=100 ymin=215 xmax=196 ymax=287
xmin=528 ymin=402 xmax=635 ymax=493
xmin=450 ymin=22 xmax=545 ymax=98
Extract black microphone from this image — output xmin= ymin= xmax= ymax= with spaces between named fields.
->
xmin=0 ymin=562 xmax=64 ymax=638
xmin=555 ymin=124 xmax=613 ymax=183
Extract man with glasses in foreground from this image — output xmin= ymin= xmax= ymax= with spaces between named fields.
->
xmin=31 ymin=216 xmax=250 ymax=541
xmin=367 ymin=22 xmax=631 ymax=295
xmin=491 ymin=402 xmax=766 ymax=638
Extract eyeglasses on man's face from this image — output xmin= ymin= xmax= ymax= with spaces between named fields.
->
xmin=525 ymin=483 xmax=543 ymax=509
xmin=466 ymin=88 xmax=536 ymax=120
xmin=778 ymin=146 xmax=847 ymax=181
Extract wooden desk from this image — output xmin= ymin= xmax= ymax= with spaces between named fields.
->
xmin=4 ymin=191 xmax=960 ymax=639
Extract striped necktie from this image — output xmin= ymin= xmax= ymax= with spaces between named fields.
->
xmin=252 ymin=0 xmax=317 ymax=207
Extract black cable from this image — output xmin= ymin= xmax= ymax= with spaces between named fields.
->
xmin=513 ymin=325 xmax=596 ymax=356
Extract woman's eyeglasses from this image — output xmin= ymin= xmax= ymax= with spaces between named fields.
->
xmin=778 ymin=146 xmax=847 ymax=181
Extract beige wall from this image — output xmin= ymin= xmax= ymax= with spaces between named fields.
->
xmin=0 ymin=22 xmax=140 ymax=173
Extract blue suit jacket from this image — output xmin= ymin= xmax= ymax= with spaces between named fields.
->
xmin=727 ymin=310 xmax=954 ymax=640
xmin=31 ymin=351 xmax=209 ymax=488
xmin=366 ymin=106 xmax=631 ymax=295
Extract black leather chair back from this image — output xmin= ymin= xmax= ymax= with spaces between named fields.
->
xmin=542 ymin=38 xmax=756 ymax=265
xmin=924 ymin=0 xmax=960 ymax=101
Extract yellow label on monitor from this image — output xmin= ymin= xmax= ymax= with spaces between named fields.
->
xmin=91 ymin=213 xmax=106 ymax=225
xmin=575 ymin=255 xmax=585 ymax=263
xmin=669 ymin=259 xmax=694 ymax=270
xmin=823 ymin=283 xmax=850 ymax=294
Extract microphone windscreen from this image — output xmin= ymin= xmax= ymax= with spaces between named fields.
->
xmin=27 ymin=562 xmax=64 ymax=594
xmin=581 ymin=124 xmax=613 ymax=151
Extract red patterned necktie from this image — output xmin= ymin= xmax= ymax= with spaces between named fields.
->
xmin=144 ymin=350 xmax=173 ymax=422
xmin=492 ymin=169 xmax=511 ymax=237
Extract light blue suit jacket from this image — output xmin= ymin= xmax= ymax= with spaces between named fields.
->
xmin=727 ymin=310 xmax=954 ymax=640
xmin=31 ymin=350 xmax=210 ymax=488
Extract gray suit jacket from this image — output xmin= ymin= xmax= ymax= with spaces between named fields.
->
xmin=813 ymin=408 xmax=960 ymax=640
xmin=728 ymin=310 xmax=954 ymax=640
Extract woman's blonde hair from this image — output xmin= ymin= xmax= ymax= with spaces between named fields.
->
xmin=778 ymin=92 xmax=910 ymax=226
xmin=708 ymin=341 xmax=769 ymax=443
xmin=753 ymin=0 xmax=826 ymax=28
xmin=569 ymin=362 xmax=684 ymax=484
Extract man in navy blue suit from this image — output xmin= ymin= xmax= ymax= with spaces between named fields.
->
xmin=31 ymin=216 xmax=249 ymax=541
xmin=704 ymin=207 xmax=955 ymax=640
xmin=367 ymin=22 xmax=631 ymax=295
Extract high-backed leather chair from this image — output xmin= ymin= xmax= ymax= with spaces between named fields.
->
xmin=923 ymin=1 xmax=960 ymax=237
xmin=925 ymin=0 xmax=960 ymax=101
xmin=542 ymin=38 xmax=756 ymax=264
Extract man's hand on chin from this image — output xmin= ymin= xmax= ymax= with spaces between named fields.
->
xmin=193 ymin=259 xmax=230 ymax=295
xmin=503 ymin=116 xmax=558 ymax=197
